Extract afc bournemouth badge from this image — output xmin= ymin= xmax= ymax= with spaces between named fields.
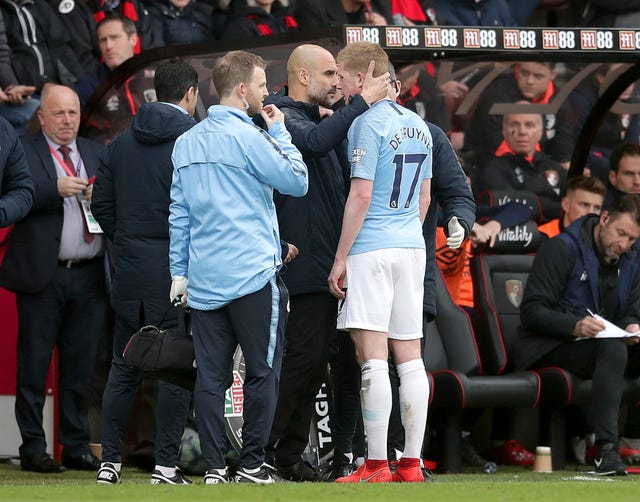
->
xmin=59 ymin=0 xmax=74 ymax=14
xmin=506 ymin=279 xmax=524 ymax=308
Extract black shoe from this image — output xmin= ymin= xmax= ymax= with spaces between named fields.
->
xmin=323 ymin=454 xmax=354 ymax=481
xmin=150 ymin=467 xmax=192 ymax=484
xmin=21 ymin=453 xmax=66 ymax=473
xmin=421 ymin=466 xmax=435 ymax=482
xmin=593 ymin=442 xmax=627 ymax=476
xmin=63 ymin=453 xmax=100 ymax=471
xmin=204 ymin=467 xmax=230 ymax=484
xmin=461 ymin=437 xmax=497 ymax=474
xmin=278 ymin=460 xmax=318 ymax=482
xmin=96 ymin=462 xmax=122 ymax=484
xmin=235 ymin=463 xmax=277 ymax=484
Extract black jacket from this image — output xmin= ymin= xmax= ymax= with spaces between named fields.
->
xmin=514 ymin=214 xmax=640 ymax=370
xmin=92 ymin=102 xmax=196 ymax=309
xmin=423 ymin=122 xmax=475 ymax=319
xmin=571 ymin=0 xmax=640 ymax=26
xmin=221 ymin=2 xmax=296 ymax=39
xmin=0 ymin=0 xmax=84 ymax=90
xmin=0 ymin=132 xmax=102 ymax=293
xmin=294 ymin=0 xmax=393 ymax=30
xmin=147 ymin=0 xmax=214 ymax=46
xmin=46 ymin=0 xmax=100 ymax=75
xmin=0 ymin=9 xmax=19 ymax=89
xmin=266 ymin=88 xmax=369 ymax=296
xmin=474 ymin=150 xmax=565 ymax=223
xmin=0 ymin=115 xmax=33 ymax=227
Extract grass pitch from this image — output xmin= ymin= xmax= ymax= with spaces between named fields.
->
xmin=1 ymin=461 xmax=639 ymax=501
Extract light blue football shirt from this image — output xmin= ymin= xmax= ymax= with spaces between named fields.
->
xmin=348 ymin=99 xmax=432 ymax=255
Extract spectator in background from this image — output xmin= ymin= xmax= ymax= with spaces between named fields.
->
xmin=539 ymin=175 xmax=606 ymax=238
xmin=47 ymin=0 xmax=101 ymax=75
xmin=0 ymin=10 xmax=37 ymax=136
xmin=0 ymin=84 xmax=105 ymax=474
xmin=0 ymin=0 xmax=84 ymax=89
xmin=221 ymin=0 xmax=297 ymax=39
xmin=147 ymin=0 xmax=215 ymax=46
xmin=89 ymin=0 xmax=155 ymax=52
xmin=0 ymin=115 xmax=33 ymax=227
xmin=75 ymin=14 xmax=155 ymax=140
xmin=76 ymin=14 xmax=138 ymax=108
xmin=294 ymin=0 xmax=392 ymax=30
xmin=434 ymin=0 xmax=541 ymax=26
xmin=389 ymin=0 xmax=437 ymax=25
xmin=603 ymin=143 xmax=640 ymax=209
xmin=0 ymin=0 xmax=85 ymax=133
xmin=571 ymin=0 xmax=640 ymax=27
xmin=473 ymin=106 xmax=566 ymax=223
xmin=395 ymin=63 xmax=453 ymax=133
xmin=464 ymin=62 xmax=573 ymax=167
xmin=566 ymin=64 xmax=640 ymax=183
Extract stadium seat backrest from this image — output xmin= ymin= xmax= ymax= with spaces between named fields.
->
xmin=476 ymin=189 xmax=543 ymax=224
xmin=424 ymin=268 xmax=482 ymax=376
xmin=471 ymin=254 xmax=535 ymax=375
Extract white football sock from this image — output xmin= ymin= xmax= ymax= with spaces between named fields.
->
xmin=155 ymin=465 xmax=177 ymax=477
xmin=397 ymin=358 xmax=430 ymax=459
xmin=360 ymin=359 xmax=391 ymax=461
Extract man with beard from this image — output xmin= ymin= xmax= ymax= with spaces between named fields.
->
xmin=264 ymin=43 xmax=390 ymax=481
xmin=514 ymin=194 xmax=640 ymax=476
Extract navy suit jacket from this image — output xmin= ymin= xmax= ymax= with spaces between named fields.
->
xmin=0 ymin=132 xmax=103 ymax=293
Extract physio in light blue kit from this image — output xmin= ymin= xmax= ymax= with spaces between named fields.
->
xmin=169 ymin=50 xmax=308 ymax=484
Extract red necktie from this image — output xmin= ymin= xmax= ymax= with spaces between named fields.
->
xmin=59 ymin=145 xmax=95 ymax=244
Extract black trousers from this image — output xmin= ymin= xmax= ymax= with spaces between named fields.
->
xmin=192 ymin=275 xmax=288 ymax=470
xmin=532 ymin=339 xmax=640 ymax=443
xmin=100 ymin=299 xmax=191 ymax=466
xmin=329 ymin=330 xmax=365 ymax=458
xmin=268 ymin=293 xmax=338 ymax=466
xmin=15 ymin=260 xmax=105 ymax=458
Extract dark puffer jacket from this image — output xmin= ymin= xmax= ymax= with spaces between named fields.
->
xmin=266 ymin=87 xmax=369 ymax=296
xmin=0 ymin=115 xmax=32 ymax=227
xmin=91 ymin=102 xmax=196 ymax=308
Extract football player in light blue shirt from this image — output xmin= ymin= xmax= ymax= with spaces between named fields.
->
xmin=328 ymin=42 xmax=432 ymax=484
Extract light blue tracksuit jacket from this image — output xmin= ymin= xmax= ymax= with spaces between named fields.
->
xmin=169 ymin=105 xmax=308 ymax=310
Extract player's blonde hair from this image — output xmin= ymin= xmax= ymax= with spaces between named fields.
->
xmin=336 ymin=42 xmax=388 ymax=78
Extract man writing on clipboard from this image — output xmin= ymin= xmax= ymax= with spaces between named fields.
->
xmin=513 ymin=193 xmax=640 ymax=476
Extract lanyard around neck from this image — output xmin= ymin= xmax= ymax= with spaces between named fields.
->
xmin=48 ymin=144 xmax=77 ymax=177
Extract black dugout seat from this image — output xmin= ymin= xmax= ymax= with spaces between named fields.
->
xmin=471 ymin=253 xmax=640 ymax=469
xmin=425 ymin=267 xmax=540 ymax=473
